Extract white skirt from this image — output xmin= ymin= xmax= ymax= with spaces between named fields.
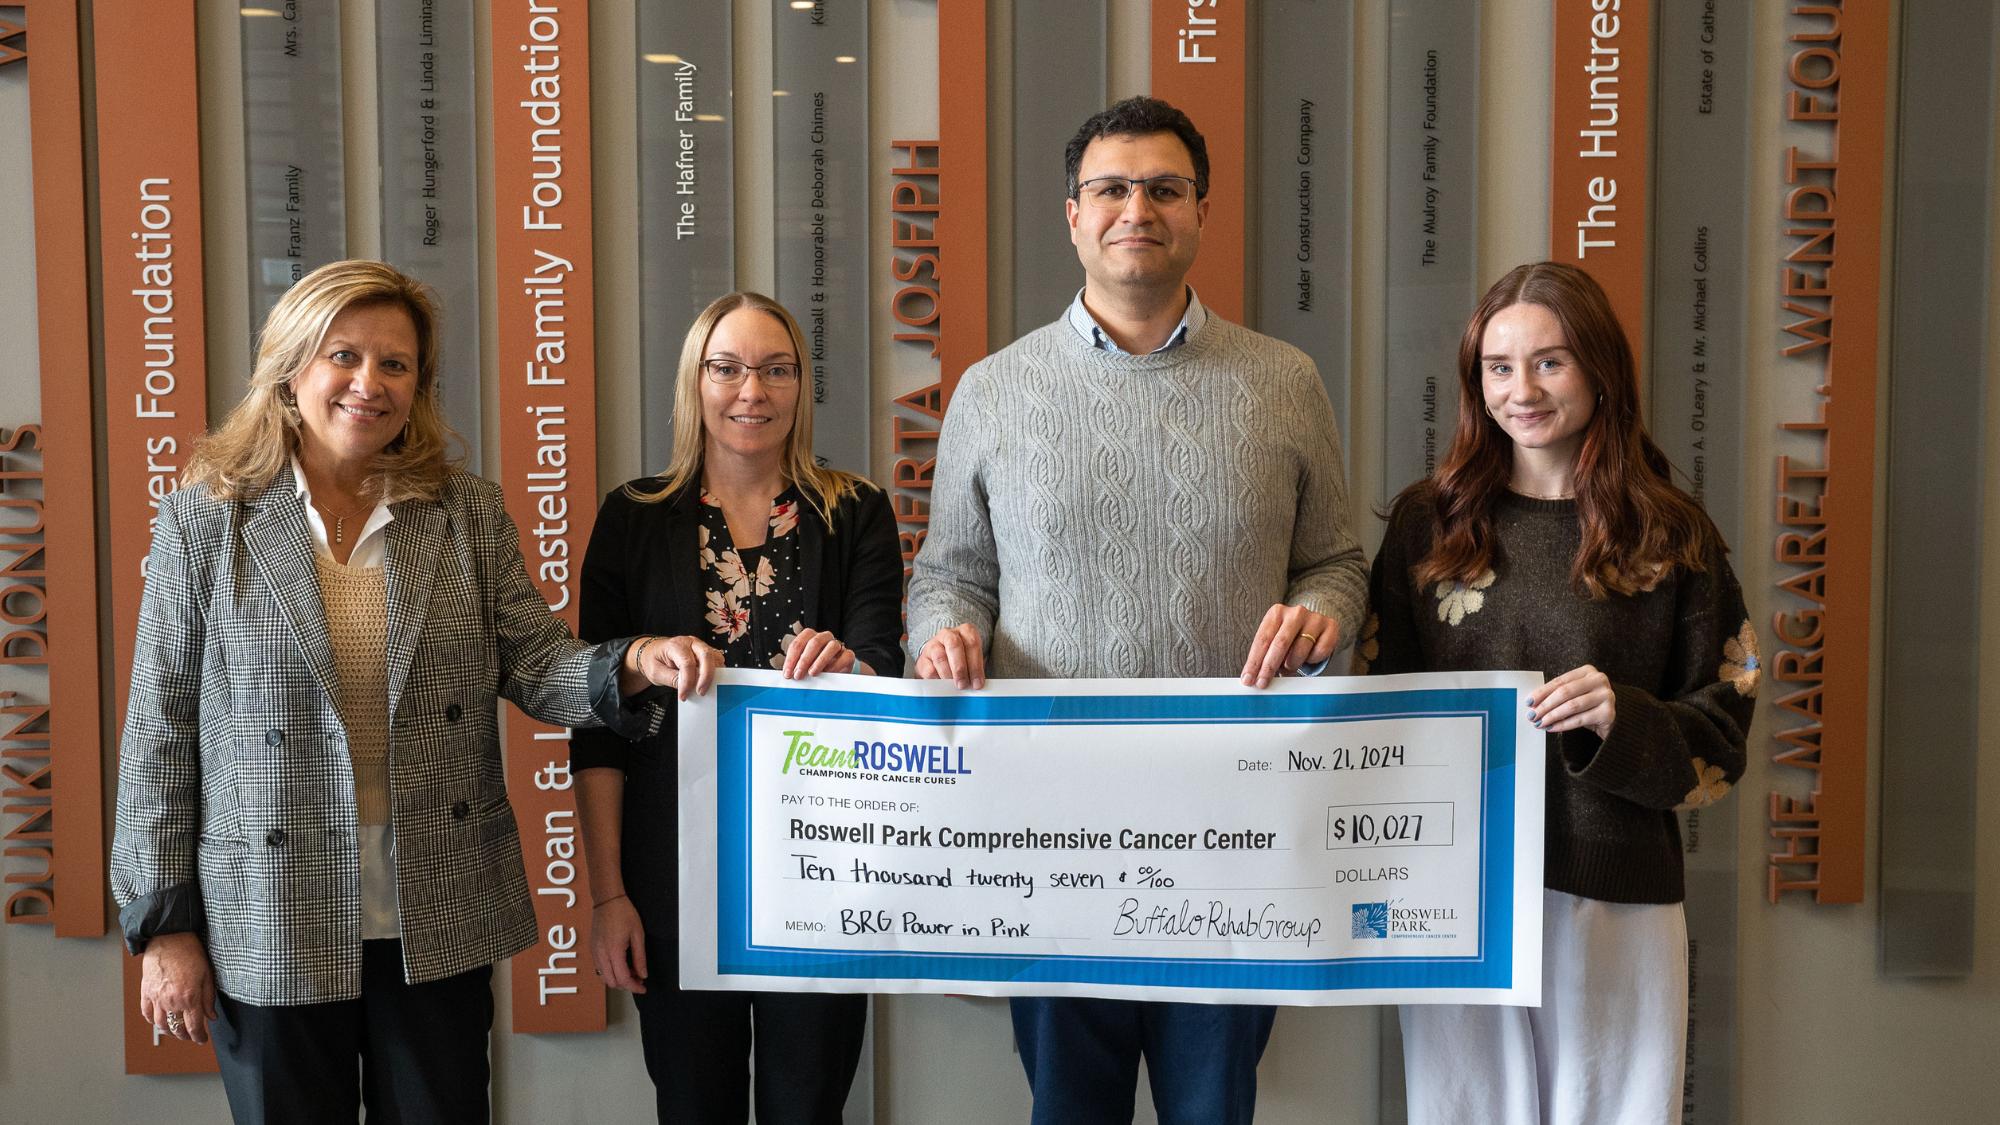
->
xmin=1399 ymin=887 xmax=1688 ymax=1125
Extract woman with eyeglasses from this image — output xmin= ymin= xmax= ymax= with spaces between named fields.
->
xmin=572 ymin=292 xmax=904 ymax=1122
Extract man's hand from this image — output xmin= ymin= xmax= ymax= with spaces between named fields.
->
xmin=914 ymin=624 xmax=986 ymax=689
xmin=1240 ymin=604 xmax=1338 ymax=688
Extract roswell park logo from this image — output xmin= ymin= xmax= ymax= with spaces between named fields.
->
xmin=1351 ymin=900 xmax=1460 ymax=939
xmin=778 ymin=729 xmax=973 ymax=786
xmin=1352 ymin=902 xmax=1389 ymax=939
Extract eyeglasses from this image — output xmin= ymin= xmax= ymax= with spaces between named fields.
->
xmin=701 ymin=359 xmax=801 ymax=386
xmin=1073 ymin=175 xmax=1201 ymax=210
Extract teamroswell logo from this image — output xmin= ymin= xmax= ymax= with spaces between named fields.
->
xmin=779 ymin=729 xmax=972 ymax=783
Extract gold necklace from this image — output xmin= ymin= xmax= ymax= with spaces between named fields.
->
xmin=1510 ymin=486 xmax=1575 ymax=501
xmin=311 ymin=496 xmax=372 ymax=545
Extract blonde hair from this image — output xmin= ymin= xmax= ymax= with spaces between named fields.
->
xmin=183 ymin=259 xmax=461 ymax=503
xmin=626 ymin=292 xmax=867 ymax=526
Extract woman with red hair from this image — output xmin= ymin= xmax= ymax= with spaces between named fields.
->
xmin=1365 ymin=262 xmax=1758 ymax=1123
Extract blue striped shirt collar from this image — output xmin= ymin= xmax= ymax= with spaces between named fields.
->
xmin=1066 ymin=287 xmax=1207 ymax=354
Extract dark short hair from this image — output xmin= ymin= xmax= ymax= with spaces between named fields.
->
xmin=1063 ymin=96 xmax=1210 ymax=200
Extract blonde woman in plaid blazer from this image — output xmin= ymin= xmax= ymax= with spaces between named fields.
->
xmin=109 ymin=261 xmax=682 ymax=1123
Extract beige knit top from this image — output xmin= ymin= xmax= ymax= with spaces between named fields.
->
xmin=314 ymin=555 xmax=390 ymax=826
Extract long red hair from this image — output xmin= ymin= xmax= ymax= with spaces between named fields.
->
xmin=1402 ymin=261 xmax=1721 ymax=598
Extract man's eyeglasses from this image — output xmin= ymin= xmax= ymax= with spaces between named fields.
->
xmin=1073 ymin=175 xmax=1201 ymax=210
xmin=701 ymin=359 xmax=801 ymax=387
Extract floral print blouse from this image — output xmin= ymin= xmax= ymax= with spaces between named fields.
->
xmin=698 ymin=488 xmax=808 ymax=670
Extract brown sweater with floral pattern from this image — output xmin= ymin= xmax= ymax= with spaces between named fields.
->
xmin=1363 ymin=490 xmax=1757 ymax=904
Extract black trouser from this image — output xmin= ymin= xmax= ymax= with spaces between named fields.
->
xmin=210 ymin=939 xmax=493 ymax=1124
xmin=632 ymin=934 xmax=867 ymax=1124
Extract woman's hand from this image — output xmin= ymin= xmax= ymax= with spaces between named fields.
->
xmin=781 ymin=629 xmax=862 ymax=679
xmin=1529 ymin=664 xmax=1616 ymax=739
xmin=625 ymin=635 xmax=722 ymax=701
xmin=590 ymin=895 xmax=649 ymax=994
xmin=139 ymin=931 xmax=216 ymax=1045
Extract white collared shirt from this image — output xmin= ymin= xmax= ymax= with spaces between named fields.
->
xmin=293 ymin=457 xmax=395 ymax=566
xmin=292 ymin=457 xmax=402 ymax=940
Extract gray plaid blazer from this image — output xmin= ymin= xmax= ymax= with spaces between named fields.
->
xmin=111 ymin=466 xmax=648 ymax=1005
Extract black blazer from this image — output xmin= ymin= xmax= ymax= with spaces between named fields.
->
xmin=570 ymin=479 xmax=906 ymax=933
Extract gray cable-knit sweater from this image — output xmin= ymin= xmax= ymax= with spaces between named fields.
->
xmin=907 ymin=316 xmax=1367 ymax=678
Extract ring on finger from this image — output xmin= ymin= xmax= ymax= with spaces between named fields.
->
xmin=165 ymin=1010 xmax=186 ymax=1035
xmin=1296 ymin=631 xmax=1318 ymax=647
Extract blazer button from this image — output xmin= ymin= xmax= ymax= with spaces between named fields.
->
xmin=265 ymin=728 xmax=285 ymax=747
xmin=265 ymin=828 xmax=287 ymax=847
xmin=451 ymin=800 xmax=470 ymax=820
xmin=445 ymin=703 xmax=463 ymax=722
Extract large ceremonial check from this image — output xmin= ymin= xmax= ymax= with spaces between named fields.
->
xmin=679 ymin=670 xmax=1544 ymax=1006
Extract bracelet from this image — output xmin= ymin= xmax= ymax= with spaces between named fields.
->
xmin=593 ymin=893 xmax=628 ymax=909
xmin=630 ymin=636 xmax=656 ymax=670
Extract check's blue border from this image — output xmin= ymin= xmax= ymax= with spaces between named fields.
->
xmin=710 ymin=685 xmax=1518 ymax=992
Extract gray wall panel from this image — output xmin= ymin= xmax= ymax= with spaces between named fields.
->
xmin=638 ymin=1 xmax=735 ymax=474
xmin=1879 ymin=0 xmax=1994 ymax=980
xmin=772 ymin=0 xmax=869 ymax=473
xmin=1652 ymin=0 xmax=1747 ymax=547
xmin=242 ymin=3 xmax=346 ymax=329
xmin=378 ymin=0 xmax=480 ymax=465
xmin=1382 ymin=3 xmax=1477 ymax=502
xmin=1010 ymin=0 xmax=1105 ymax=336
xmin=1255 ymin=0 xmax=1353 ymax=445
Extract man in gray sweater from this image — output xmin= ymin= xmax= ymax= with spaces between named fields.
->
xmin=907 ymin=96 xmax=1368 ymax=1125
